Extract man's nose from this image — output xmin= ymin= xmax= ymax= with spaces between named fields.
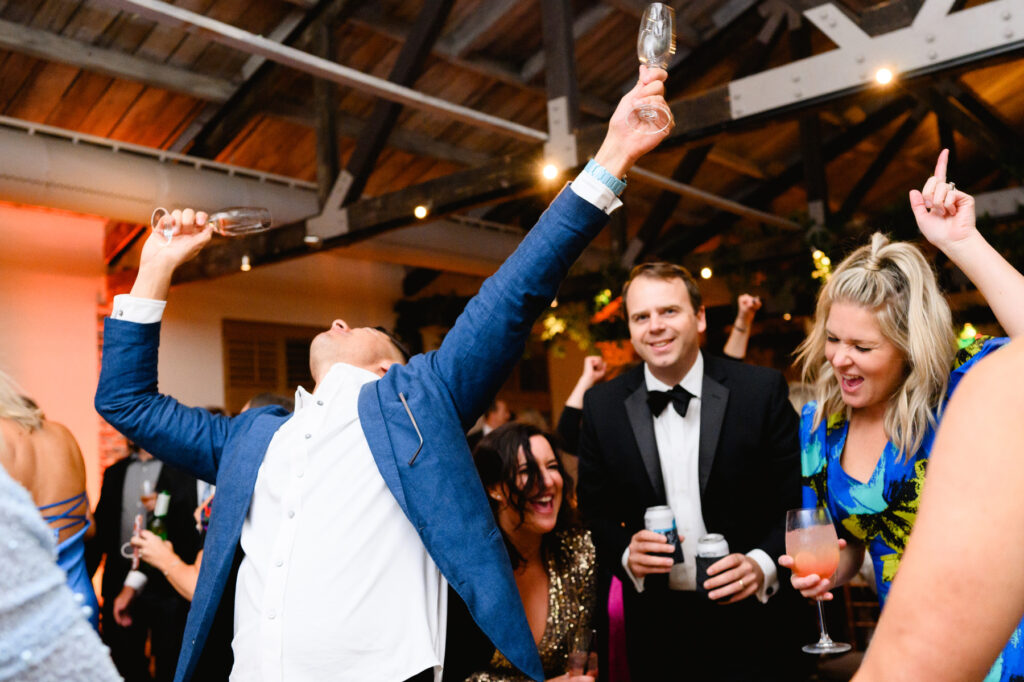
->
xmin=332 ymin=319 xmax=350 ymax=331
xmin=649 ymin=314 xmax=666 ymax=331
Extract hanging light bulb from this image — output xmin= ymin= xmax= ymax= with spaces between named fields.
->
xmin=240 ymin=254 xmax=251 ymax=272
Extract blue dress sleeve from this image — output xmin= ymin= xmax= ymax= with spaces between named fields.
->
xmin=947 ymin=336 xmax=1009 ymax=399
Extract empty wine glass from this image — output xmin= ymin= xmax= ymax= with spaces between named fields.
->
xmin=151 ymin=206 xmax=273 ymax=243
xmin=629 ymin=3 xmax=675 ymax=134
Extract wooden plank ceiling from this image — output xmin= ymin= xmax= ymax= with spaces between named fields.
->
xmin=0 ymin=0 xmax=1022 ymax=283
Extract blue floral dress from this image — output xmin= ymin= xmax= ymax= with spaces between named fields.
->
xmin=800 ymin=336 xmax=1024 ymax=681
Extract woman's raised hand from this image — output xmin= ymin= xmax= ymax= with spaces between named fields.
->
xmin=909 ymin=149 xmax=978 ymax=252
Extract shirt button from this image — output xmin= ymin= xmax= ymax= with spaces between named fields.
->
xmin=316 ymin=400 xmax=323 ymax=406
xmin=304 ymin=433 xmax=312 ymax=439
xmin=275 ymin=559 xmax=284 ymax=567
xmin=295 ymin=470 xmax=304 ymax=478
xmin=267 ymin=610 xmax=276 ymax=620
xmin=288 ymin=510 xmax=296 ymax=518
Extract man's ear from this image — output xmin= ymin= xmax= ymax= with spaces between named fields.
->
xmin=696 ymin=305 xmax=707 ymax=334
xmin=376 ymin=359 xmax=398 ymax=377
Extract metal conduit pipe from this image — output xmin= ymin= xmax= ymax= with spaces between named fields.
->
xmin=0 ymin=124 xmax=320 ymax=227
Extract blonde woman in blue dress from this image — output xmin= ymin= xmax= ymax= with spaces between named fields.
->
xmin=779 ymin=150 xmax=1024 ymax=680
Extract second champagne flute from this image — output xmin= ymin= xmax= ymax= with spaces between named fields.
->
xmin=786 ymin=506 xmax=852 ymax=655
xmin=628 ymin=3 xmax=675 ymax=134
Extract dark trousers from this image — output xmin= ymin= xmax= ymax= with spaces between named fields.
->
xmin=406 ymin=669 xmax=435 ymax=682
xmin=101 ymin=592 xmax=188 ymax=682
xmin=623 ymin=586 xmax=814 ymax=681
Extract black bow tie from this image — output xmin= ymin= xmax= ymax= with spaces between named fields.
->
xmin=647 ymin=385 xmax=694 ymax=418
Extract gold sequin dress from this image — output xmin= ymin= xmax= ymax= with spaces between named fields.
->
xmin=466 ymin=528 xmax=596 ymax=682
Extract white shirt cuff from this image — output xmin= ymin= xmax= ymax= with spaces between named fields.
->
xmin=112 ymin=293 xmax=166 ymax=324
xmin=570 ymin=171 xmax=624 ymax=215
xmin=124 ymin=569 xmax=149 ymax=592
xmin=747 ymin=548 xmax=779 ymax=603
xmin=621 ymin=547 xmax=646 ymax=594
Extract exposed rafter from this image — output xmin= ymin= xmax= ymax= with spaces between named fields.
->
xmin=0 ymin=18 xmax=234 ymax=102
xmin=662 ymin=0 xmax=1024 ymax=147
xmin=444 ymin=0 xmax=519 ymax=57
xmin=325 ymin=0 xmax=456 ymax=209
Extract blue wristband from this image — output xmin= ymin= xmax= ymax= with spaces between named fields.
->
xmin=584 ymin=159 xmax=626 ymax=197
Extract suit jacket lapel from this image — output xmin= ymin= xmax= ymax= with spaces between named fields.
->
xmin=624 ymin=371 xmax=666 ymax=505
xmin=699 ymin=366 xmax=729 ymax=496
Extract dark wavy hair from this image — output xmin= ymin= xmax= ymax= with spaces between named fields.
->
xmin=473 ymin=422 xmax=577 ymax=570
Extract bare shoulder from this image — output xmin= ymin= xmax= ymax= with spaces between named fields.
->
xmin=953 ymin=339 xmax=1024 ymax=403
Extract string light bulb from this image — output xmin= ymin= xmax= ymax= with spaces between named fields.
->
xmin=875 ymin=68 xmax=894 ymax=85
xmin=700 ymin=267 xmax=712 ymax=279
xmin=542 ymin=164 xmax=559 ymax=180
xmin=413 ymin=205 xmax=429 ymax=219
xmin=240 ymin=254 xmax=251 ymax=272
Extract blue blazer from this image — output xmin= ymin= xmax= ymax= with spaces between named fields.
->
xmin=95 ymin=187 xmax=609 ymax=682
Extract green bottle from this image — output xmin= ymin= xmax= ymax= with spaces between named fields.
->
xmin=148 ymin=491 xmax=171 ymax=540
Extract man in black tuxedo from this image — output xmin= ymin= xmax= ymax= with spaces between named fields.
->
xmin=86 ymin=445 xmax=202 ymax=681
xmin=578 ymin=263 xmax=810 ymax=681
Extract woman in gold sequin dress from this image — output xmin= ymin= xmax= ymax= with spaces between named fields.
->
xmin=468 ymin=423 xmax=597 ymax=682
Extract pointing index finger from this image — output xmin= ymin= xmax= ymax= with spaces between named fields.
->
xmin=934 ymin=148 xmax=949 ymax=184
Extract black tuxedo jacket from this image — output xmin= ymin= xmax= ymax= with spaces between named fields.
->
xmin=87 ymin=456 xmax=202 ymax=605
xmin=577 ymin=354 xmax=801 ymax=588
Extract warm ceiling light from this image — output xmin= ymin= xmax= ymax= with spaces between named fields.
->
xmin=542 ymin=164 xmax=559 ymax=180
xmin=550 ymin=298 xmax=559 ymax=308
xmin=875 ymin=68 xmax=894 ymax=85
xmin=240 ymin=254 xmax=252 ymax=272
xmin=783 ymin=312 xmax=792 ymax=321
xmin=413 ymin=205 xmax=429 ymax=219
xmin=700 ymin=267 xmax=712 ymax=279
xmin=303 ymin=235 xmax=321 ymax=245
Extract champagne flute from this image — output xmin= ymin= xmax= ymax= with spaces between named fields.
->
xmin=628 ymin=3 xmax=675 ymax=134
xmin=566 ymin=627 xmax=598 ymax=677
xmin=151 ymin=206 xmax=273 ymax=243
xmin=786 ymin=507 xmax=852 ymax=654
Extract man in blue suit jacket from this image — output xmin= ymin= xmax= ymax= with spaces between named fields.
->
xmin=95 ymin=69 xmax=670 ymax=682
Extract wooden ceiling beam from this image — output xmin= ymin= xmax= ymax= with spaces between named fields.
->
xmin=835 ymin=102 xmax=928 ymax=221
xmin=0 ymin=18 xmax=234 ymax=101
xmin=520 ymin=5 xmax=613 ymax=83
xmin=176 ymin=149 xmax=545 ymax=285
xmin=326 ymin=0 xmax=456 ymax=209
xmin=653 ymin=95 xmax=916 ymax=259
xmin=264 ymin=100 xmax=490 ymax=167
xmin=347 ymin=7 xmax=614 ymax=118
xmin=185 ymin=0 xmax=353 ymax=159
xmin=444 ymin=0 xmax=519 ymax=57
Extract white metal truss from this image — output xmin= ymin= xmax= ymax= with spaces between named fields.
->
xmin=729 ymin=0 xmax=1023 ymax=119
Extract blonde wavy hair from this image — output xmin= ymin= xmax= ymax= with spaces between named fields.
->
xmin=795 ymin=233 xmax=956 ymax=458
xmin=0 ymin=370 xmax=44 ymax=431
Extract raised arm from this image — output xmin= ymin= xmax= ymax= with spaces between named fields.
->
xmin=431 ymin=67 xmax=672 ymax=425
xmin=722 ymin=294 xmax=761 ymax=359
xmin=910 ymin=149 xmax=1024 ymax=337
xmin=95 ymin=210 xmax=230 ymax=482
xmin=854 ymin=340 xmax=1024 ymax=681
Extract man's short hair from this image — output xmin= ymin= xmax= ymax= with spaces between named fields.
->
xmin=373 ymin=326 xmax=412 ymax=363
xmin=621 ymin=262 xmax=703 ymax=316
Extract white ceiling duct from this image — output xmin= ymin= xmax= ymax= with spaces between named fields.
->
xmin=0 ymin=117 xmax=320 ymax=227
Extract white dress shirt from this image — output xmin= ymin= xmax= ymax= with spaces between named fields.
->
xmin=622 ymin=352 xmax=779 ymax=602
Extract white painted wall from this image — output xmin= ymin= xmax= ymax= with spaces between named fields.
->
xmin=156 ymin=250 xmax=406 ymax=409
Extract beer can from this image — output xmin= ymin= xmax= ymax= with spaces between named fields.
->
xmin=695 ymin=533 xmax=729 ymax=598
xmin=644 ymin=505 xmax=684 ymax=564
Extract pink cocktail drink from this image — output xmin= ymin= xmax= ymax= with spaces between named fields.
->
xmin=786 ymin=525 xmax=840 ymax=579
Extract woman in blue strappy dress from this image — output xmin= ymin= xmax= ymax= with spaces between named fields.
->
xmin=778 ymin=150 xmax=1024 ymax=680
xmin=0 ymin=371 xmax=100 ymax=630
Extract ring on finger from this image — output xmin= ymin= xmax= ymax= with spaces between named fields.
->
xmin=738 ymin=578 xmax=745 ymax=589
xmin=948 ymin=181 xmax=956 ymax=193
